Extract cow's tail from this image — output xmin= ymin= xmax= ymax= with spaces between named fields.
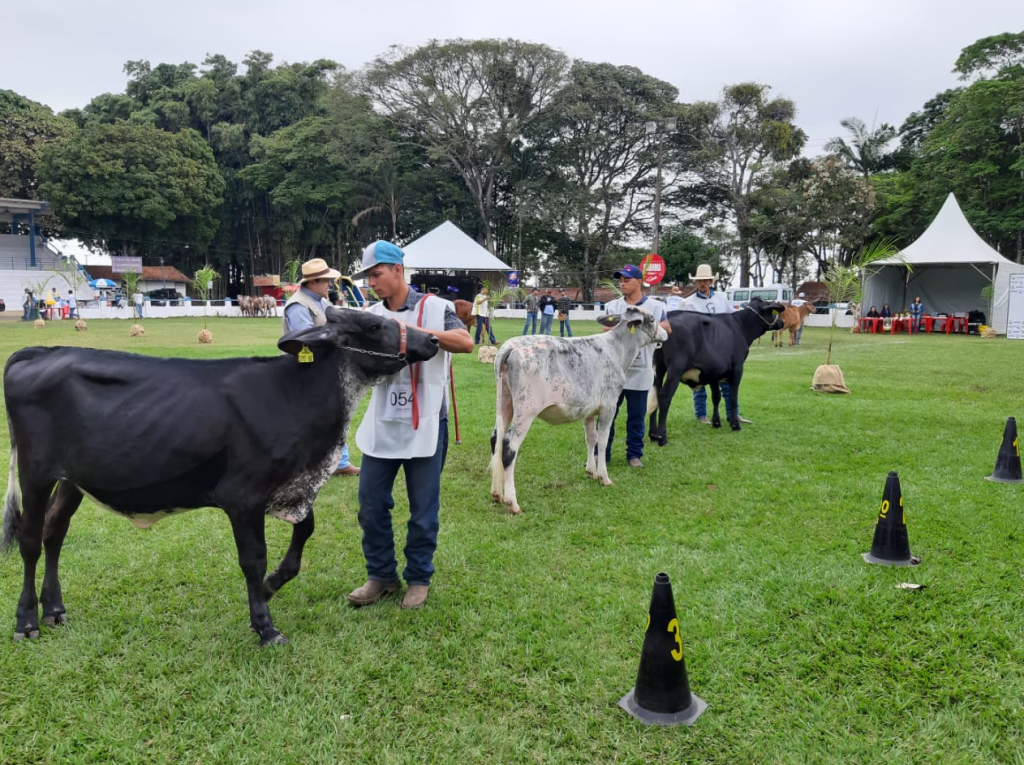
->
xmin=647 ymin=386 xmax=659 ymax=416
xmin=1 ymin=421 xmax=21 ymax=553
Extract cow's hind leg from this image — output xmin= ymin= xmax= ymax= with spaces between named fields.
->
xmin=263 ymin=511 xmax=314 ymax=600
xmin=490 ymin=365 xmax=513 ymax=503
xmin=500 ymin=412 xmax=537 ymax=514
xmin=39 ymin=481 xmax=83 ymax=627
xmin=12 ymin=482 xmax=54 ymax=641
xmin=227 ymin=511 xmax=286 ymax=646
xmin=584 ymin=416 xmax=600 ymax=479
xmin=710 ymin=382 xmax=723 ymax=429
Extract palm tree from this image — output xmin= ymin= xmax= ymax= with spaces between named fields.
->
xmin=824 ymin=117 xmax=897 ymax=179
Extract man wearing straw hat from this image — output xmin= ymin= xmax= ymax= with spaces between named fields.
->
xmin=348 ymin=240 xmax=473 ymax=610
xmin=681 ymin=263 xmax=751 ymax=425
xmin=665 ymin=284 xmax=685 ymax=312
xmin=282 ymin=257 xmax=360 ymax=477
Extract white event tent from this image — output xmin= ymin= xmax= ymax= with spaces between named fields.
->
xmin=862 ymin=193 xmax=1024 ymax=333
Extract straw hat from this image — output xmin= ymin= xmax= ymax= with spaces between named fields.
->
xmin=688 ymin=264 xmax=718 ymax=281
xmin=670 ymin=285 xmax=682 ymax=295
xmin=299 ymin=258 xmax=341 ymax=283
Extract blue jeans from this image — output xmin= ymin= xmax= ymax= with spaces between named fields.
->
xmin=605 ymin=389 xmax=648 ymax=462
xmin=474 ymin=316 xmax=496 ymax=344
xmin=559 ymin=317 xmax=573 ymax=337
xmin=336 ymin=443 xmax=352 ymax=470
xmin=693 ymin=383 xmax=737 ymax=421
xmin=540 ymin=313 xmax=554 ymax=335
xmin=357 ymin=421 xmax=449 ymax=586
xmin=522 ymin=311 xmax=538 ymax=335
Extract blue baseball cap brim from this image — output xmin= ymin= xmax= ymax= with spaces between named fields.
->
xmin=614 ymin=264 xmax=643 ymax=280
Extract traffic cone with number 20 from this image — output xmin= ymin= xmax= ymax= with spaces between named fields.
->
xmin=618 ymin=572 xmax=706 ymax=726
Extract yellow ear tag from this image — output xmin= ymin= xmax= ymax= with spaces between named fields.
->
xmin=630 ymin=325 xmax=636 ymax=334
xmin=298 ymin=345 xmax=314 ymax=363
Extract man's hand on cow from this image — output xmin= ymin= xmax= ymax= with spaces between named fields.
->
xmin=409 ymin=323 xmax=474 ymax=354
xmin=660 ymin=319 xmax=672 ymax=335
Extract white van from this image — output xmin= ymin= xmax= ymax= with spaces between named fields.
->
xmin=726 ymin=284 xmax=793 ymax=312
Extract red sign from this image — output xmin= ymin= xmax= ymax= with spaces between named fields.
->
xmin=640 ymin=254 xmax=666 ymax=286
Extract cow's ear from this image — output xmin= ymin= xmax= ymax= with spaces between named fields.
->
xmin=597 ymin=314 xmax=620 ymax=328
xmin=278 ymin=325 xmax=333 ymax=356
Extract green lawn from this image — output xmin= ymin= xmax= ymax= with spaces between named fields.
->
xmin=1 ymin=316 xmax=1021 ymax=764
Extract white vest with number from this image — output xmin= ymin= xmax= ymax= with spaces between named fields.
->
xmin=355 ymin=295 xmax=451 ymax=459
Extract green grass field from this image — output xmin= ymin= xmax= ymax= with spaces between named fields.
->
xmin=0 ymin=316 xmax=1021 ymax=764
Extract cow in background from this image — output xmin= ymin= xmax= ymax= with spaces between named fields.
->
xmin=489 ymin=306 xmax=667 ymax=514
xmin=649 ymin=297 xmax=784 ymax=442
xmin=2 ymin=308 xmax=438 ymax=646
xmin=771 ymin=301 xmax=815 ymax=347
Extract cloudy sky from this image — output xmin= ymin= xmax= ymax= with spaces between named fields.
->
xmin=5 ymin=0 xmax=1020 ymax=154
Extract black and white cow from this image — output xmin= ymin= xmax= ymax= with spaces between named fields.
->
xmin=1 ymin=308 xmax=438 ymax=645
xmin=648 ymin=296 xmax=784 ymax=444
xmin=489 ymin=306 xmax=667 ymax=514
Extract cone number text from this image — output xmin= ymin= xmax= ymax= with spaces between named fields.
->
xmin=878 ymin=496 xmax=905 ymax=525
xmin=668 ymin=618 xmax=684 ymax=661
xmin=645 ymin=614 xmax=685 ymax=661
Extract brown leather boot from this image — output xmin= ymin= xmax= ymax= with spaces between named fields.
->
xmin=347 ymin=579 xmax=399 ymax=606
xmin=401 ymin=585 xmax=429 ymax=610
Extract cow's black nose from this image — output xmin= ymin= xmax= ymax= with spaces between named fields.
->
xmin=429 ymin=336 xmax=439 ymax=346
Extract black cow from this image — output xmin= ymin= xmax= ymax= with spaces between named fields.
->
xmin=648 ymin=296 xmax=784 ymax=444
xmin=1 ymin=308 xmax=438 ymax=646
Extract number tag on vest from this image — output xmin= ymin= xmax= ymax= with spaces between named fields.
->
xmin=382 ymin=380 xmax=413 ymax=421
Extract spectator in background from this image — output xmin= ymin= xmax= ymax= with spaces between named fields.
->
xmin=473 ymin=286 xmax=497 ymax=345
xmin=880 ymin=303 xmax=892 ymax=318
xmin=539 ymin=290 xmax=557 ymax=335
xmin=909 ymin=296 xmax=924 ymax=333
xmin=665 ymin=285 xmax=685 ymax=312
xmin=522 ymin=287 xmax=539 ymax=335
xmin=133 ymin=291 xmax=144 ymax=319
xmin=22 ymin=289 xmax=33 ymax=321
xmin=67 ymin=291 xmax=77 ymax=319
xmin=866 ymin=305 xmax=880 ymax=319
xmin=556 ymin=289 xmax=573 ymax=337
xmin=790 ymin=292 xmax=808 ymax=346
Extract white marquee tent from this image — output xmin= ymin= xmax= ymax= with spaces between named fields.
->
xmin=862 ymin=193 xmax=1024 ymax=333
xmin=353 ymin=221 xmax=511 ymax=277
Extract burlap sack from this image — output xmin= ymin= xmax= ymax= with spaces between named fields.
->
xmin=477 ymin=345 xmax=498 ymax=364
xmin=812 ymin=364 xmax=850 ymax=394
xmin=74 ymin=319 xmax=87 ymax=332
xmin=198 ymin=329 xmax=213 ymax=344
xmin=129 ymin=324 xmax=145 ymax=337
xmin=981 ymin=327 xmax=998 ymax=338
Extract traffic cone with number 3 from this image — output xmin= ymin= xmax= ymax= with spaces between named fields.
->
xmin=862 ymin=471 xmax=919 ymax=566
xmin=618 ymin=572 xmax=706 ymax=726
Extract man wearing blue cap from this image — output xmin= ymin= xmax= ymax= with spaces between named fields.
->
xmin=600 ymin=264 xmax=667 ymax=468
xmin=348 ymin=240 xmax=474 ymax=610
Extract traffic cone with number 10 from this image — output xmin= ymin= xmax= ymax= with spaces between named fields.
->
xmin=618 ymin=572 xmax=706 ymax=726
xmin=987 ymin=417 xmax=1023 ymax=483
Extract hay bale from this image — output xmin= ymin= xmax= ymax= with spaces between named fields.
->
xmin=33 ymin=318 xmax=45 ymax=329
xmin=981 ymin=326 xmax=998 ymax=338
xmin=74 ymin=319 xmax=88 ymax=332
xmin=477 ymin=345 xmax=498 ymax=364
xmin=129 ymin=324 xmax=145 ymax=337
xmin=198 ymin=329 xmax=213 ymax=344
xmin=812 ymin=364 xmax=850 ymax=394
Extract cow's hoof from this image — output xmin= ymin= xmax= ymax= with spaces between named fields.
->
xmin=601 ymin=478 xmax=613 ymax=486
xmin=657 ymin=438 xmax=668 ymax=447
xmin=506 ymin=503 xmax=522 ymax=515
xmin=42 ymin=612 xmax=67 ymax=628
xmin=13 ymin=629 xmax=40 ymax=642
xmin=731 ymin=424 xmax=742 ymax=432
xmin=260 ymin=631 xmax=289 ymax=647
xmin=490 ymin=492 xmax=503 ymax=504
xmin=712 ymin=422 xmax=722 ymax=429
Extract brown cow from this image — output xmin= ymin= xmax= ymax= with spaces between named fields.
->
xmin=454 ymin=299 xmax=477 ymax=333
xmin=771 ymin=302 xmax=815 ymax=347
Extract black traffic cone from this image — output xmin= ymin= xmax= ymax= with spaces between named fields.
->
xmin=618 ymin=572 xmax=706 ymax=726
xmin=862 ymin=471 xmax=918 ymax=566
xmin=986 ymin=417 xmax=1023 ymax=484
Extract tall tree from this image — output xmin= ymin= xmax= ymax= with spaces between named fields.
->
xmin=363 ymin=38 xmax=569 ymax=252
xmin=527 ymin=61 xmax=680 ymax=300
xmin=0 ymin=90 xmax=75 ymax=202
xmin=676 ymin=83 xmax=806 ymax=286
xmin=824 ymin=116 xmax=897 ymax=179
xmin=37 ymin=122 xmax=225 ymax=258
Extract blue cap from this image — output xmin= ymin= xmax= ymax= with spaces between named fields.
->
xmin=614 ymin=264 xmax=643 ymax=280
xmin=361 ymin=240 xmax=405 ymax=271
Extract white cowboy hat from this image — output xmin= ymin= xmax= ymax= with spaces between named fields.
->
xmin=688 ymin=263 xmax=718 ymax=281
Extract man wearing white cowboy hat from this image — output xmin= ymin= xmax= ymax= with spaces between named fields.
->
xmin=282 ymin=257 xmax=360 ymax=477
xmin=348 ymin=240 xmax=473 ymax=611
xmin=680 ymin=263 xmax=751 ymax=425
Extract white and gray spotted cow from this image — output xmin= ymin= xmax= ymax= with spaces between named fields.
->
xmin=489 ymin=305 xmax=668 ymax=514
